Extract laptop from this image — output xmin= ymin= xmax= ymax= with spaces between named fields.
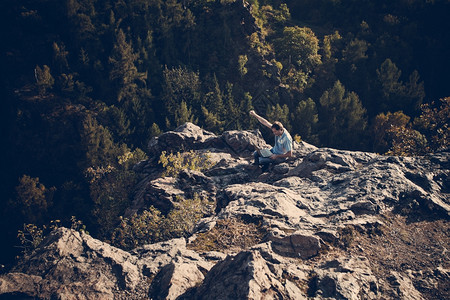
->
xmin=258 ymin=148 xmax=272 ymax=157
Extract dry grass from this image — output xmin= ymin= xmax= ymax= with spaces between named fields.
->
xmin=347 ymin=212 xmax=450 ymax=299
xmin=187 ymin=218 xmax=266 ymax=253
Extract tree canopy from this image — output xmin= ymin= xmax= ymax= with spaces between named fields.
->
xmin=1 ymin=0 xmax=448 ymax=265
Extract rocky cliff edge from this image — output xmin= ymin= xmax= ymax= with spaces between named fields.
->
xmin=1 ymin=123 xmax=449 ymax=299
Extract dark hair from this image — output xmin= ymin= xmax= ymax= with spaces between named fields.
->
xmin=271 ymin=121 xmax=283 ymax=131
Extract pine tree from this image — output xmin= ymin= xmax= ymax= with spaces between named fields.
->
xmin=293 ymin=98 xmax=319 ymax=144
xmin=98 ymin=105 xmax=131 ymax=141
xmin=342 ymin=38 xmax=368 ymax=63
xmin=267 ymin=104 xmax=291 ymax=132
xmin=312 ymin=31 xmax=341 ymax=98
xmin=210 ymin=74 xmax=225 ymax=117
xmin=223 ymin=82 xmax=240 ymax=130
xmin=162 ymin=66 xmax=201 ymax=121
xmin=109 ymin=29 xmax=145 ymax=103
xmin=404 ymin=70 xmax=425 ymax=112
xmin=201 ymin=106 xmax=224 ymax=133
xmin=150 ymin=123 xmax=162 ymax=138
xmin=319 ymin=81 xmax=367 ymax=149
xmin=203 ymin=74 xmax=225 ymax=126
xmin=376 ymin=59 xmax=425 ymax=115
xmin=80 ymin=114 xmax=120 ymax=169
xmin=52 ymin=42 xmax=69 ymax=73
xmin=239 ymin=92 xmax=256 ymax=128
xmin=377 ymin=58 xmax=403 ymax=108
xmin=123 ymin=90 xmax=153 ymax=145
xmin=175 ymin=101 xmax=196 ymax=127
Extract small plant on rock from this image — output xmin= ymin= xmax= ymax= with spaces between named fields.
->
xmin=16 ymin=220 xmax=60 ymax=255
xmin=159 ymin=150 xmax=212 ymax=177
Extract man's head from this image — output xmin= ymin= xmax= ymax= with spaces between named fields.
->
xmin=271 ymin=121 xmax=284 ymax=136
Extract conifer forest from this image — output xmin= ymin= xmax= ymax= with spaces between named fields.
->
xmin=1 ymin=0 xmax=449 ymax=264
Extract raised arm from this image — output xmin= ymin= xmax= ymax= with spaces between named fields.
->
xmin=249 ymin=110 xmax=272 ymax=129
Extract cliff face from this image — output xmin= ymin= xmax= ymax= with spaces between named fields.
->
xmin=1 ymin=123 xmax=449 ymax=299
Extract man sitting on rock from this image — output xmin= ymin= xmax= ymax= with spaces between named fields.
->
xmin=249 ymin=110 xmax=293 ymax=171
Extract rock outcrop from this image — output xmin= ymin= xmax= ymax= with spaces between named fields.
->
xmin=1 ymin=122 xmax=448 ymax=299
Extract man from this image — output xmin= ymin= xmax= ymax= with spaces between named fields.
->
xmin=249 ymin=110 xmax=293 ymax=171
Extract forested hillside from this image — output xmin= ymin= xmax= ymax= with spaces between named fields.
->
xmin=1 ymin=0 xmax=448 ymax=265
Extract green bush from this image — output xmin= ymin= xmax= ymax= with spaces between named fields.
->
xmin=85 ymin=147 xmax=148 ymax=238
xmin=158 ymin=150 xmax=212 ymax=177
xmin=111 ymin=206 xmax=164 ymax=250
xmin=165 ymin=194 xmax=213 ymax=239
xmin=111 ymin=194 xmax=213 ymax=250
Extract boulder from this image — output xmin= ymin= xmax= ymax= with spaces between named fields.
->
xmin=144 ymin=176 xmax=184 ymax=213
xmin=0 ymin=230 xmax=220 ymax=300
xmin=309 ymin=256 xmax=379 ymax=299
xmin=149 ymin=262 xmax=206 ymax=300
xmin=221 ymin=129 xmax=269 ymax=155
xmin=269 ymin=232 xmax=323 ymax=259
xmin=292 ymin=141 xmax=318 ymax=157
xmin=186 ymin=250 xmax=303 ymax=299
xmin=0 ymin=273 xmax=43 ymax=299
xmin=0 ymin=227 xmax=145 ymax=299
xmin=133 ymin=238 xmax=215 ymax=277
xmin=218 ymin=182 xmax=318 ymax=230
xmin=287 ymin=148 xmax=369 ymax=178
xmin=386 ymin=271 xmax=425 ymax=300
xmin=147 ymin=123 xmax=221 ymax=157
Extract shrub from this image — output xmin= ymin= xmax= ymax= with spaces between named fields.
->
xmin=111 ymin=206 xmax=164 ymax=250
xmin=158 ymin=150 xmax=212 ymax=177
xmin=414 ymin=97 xmax=449 ymax=152
xmin=86 ymin=147 xmax=147 ymax=238
xmin=17 ymin=220 xmax=60 ymax=255
xmin=111 ymin=194 xmax=213 ymax=250
xmin=165 ymin=194 xmax=214 ymax=238
xmin=14 ymin=175 xmax=55 ymax=224
xmin=70 ymin=216 xmax=89 ymax=234
xmin=17 ymin=224 xmax=45 ymax=255
xmin=385 ymin=126 xmax=428 ymax=156
xmin=238 ymin=55 xmax=248 ymax=76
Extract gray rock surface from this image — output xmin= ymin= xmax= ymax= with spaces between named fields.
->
xmin=309 ymin=256 xmax=379 ymax=299
xmin=186 ymin=250 xmax=302 ymax=300
xmin=1 ymin=123 xmax=448 ymax=299
xmin=222 ymin=129 xmax=270 ymax=155
xmin=0 ymin=227 xmax=143 ymax=299
xmin=147 ymin=122 xmax=221 ymax=158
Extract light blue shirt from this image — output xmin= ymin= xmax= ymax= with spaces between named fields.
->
xmin=272 ymin=130 xmax=292 ymax=155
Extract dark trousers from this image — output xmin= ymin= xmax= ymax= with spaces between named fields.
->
xmin=253 ymin=150 xmax=286 ymax=166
